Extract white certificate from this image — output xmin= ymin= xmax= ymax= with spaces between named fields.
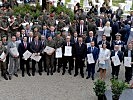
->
xmin=86 ymin=43 xmax=91 ymax=48
xmin=64 ymin=46 xmax=72 ymax=56
xmin=63 ymin=27 xmax=69 ymax=31
xmin=0 ymin=52 xmax=6 ymax=62
xmin=111 ymin=55 xmax=121 ymax=66
xmin=10 ymin=47 xmax=19 ymax=56
xmin=124 ymin=57 xmax=132 ymax=67
xmin=55 ymin=48 xmax=62 ymax=58
xmin=99 ymin=54 xmax=105 ymax=64
xmin=23 ymin=50 xmax=32 ymax=60
xmin=44 ymin=46 xmax=55 ymax=54
xmin=87 ymin=54 xmax=95 ymax=64
xmin=30 ymin=53 xmax=41 ymax=62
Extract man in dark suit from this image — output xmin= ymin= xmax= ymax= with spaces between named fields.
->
xmin=124 ymin=43 xmax=133 ymax=83
xmin=110 ymin=45 xmax=123 ymax=79
xmin=62 ymin=36 xmax=74 ymax=75
xmin=27 ymin=31 xmax=34 ymax=43
xmin=73 ymin=37 xmax=87 ymax=78
xmin=70 ymin=31 xmax=78 ymax=44
xmin=86 ymin=41 xmax=99 ymax=80
xmin=76 ymin=20 xmax=87 ymax=36
xmin=112 ymin=19 xmax=119 ymax=40
xmin=47 ymin=26 xmax=56 ymax=38
xmin=18 ymin=36 xmax=31 ymax=77
xmin=85 ymin=31 xmax=97 ymax=46
xmin=20 ymin=29 xmax=27 ymax=38
xmin=98 ymin=35 xmax=110 ymax=49
xmin=30 ymin=35 xmax=42 ymax=76
xmin=40 ymin=24 xmax=50 ymax=38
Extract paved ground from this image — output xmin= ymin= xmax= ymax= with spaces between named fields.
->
xmin=0 ymin=63 xmax=130 ymax=100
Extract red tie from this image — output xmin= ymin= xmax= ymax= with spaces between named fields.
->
xmin=24 ymin=43 xmax=27 ymax=48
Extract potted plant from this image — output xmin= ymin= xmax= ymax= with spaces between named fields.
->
xmin=111 ymin=79 xmax=129 ymax=100
xmin=93 ymin=79 xmax=107 ymax=100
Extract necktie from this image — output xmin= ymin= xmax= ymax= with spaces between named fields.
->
xmin=80 ymin=25 xmax=83 ymax=35
xmin=24 ymin=43 xmax=27 ymax=48
xmin=35 ymin=41 xmax=38 ymax=48
xmin=91 ymin=47 xmax=93 ymax=52
xmin=79 ymin=43 xmax=81 ymax=47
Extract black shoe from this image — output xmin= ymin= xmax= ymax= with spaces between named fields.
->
xmin=81 ymin=75 xmax=84 ymax=78
xmin=32 ymin=73 xmax=35 ymax=76
xmin=86 ymin=76 xmax=90 ymax=79
xmin=9 ymin=76 xmax=12 ymax=80
xmin=92 ymin=77 xmax=94 ymax=80
xmin=69 ymin=72 xmax=72 ymax=75
xmin=51 ymin=72 xmax=53 ymax=75
xmin=74 ymin=74 xmax=78 ymax=77
xmin=22 ymin=74 xmax=25 ymax=77
xmin=57 ymin=69 xmax=60 ymax=73
xmin=62 ymin=72 xmax=65 ymax=75
xmin=27 ymin=73 xmax=31 ymax=76
xmin=4 ymin=74 xmax=8 ymax=80
xmin=39 ymin=72 xmax=42 ymax=76
xmin=115 ymin=76 xmax=118 ymax=80
xmin=53 ymin=69 xmax=56 ymax=73
xmin=14 ymin=73 xmax=18 ymax=77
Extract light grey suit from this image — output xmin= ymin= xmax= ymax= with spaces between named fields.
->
xmin=7 ymin=41 xmax=19 ymax=75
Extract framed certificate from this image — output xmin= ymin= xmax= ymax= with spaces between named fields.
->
xmin=23 ymin=50 xmax=32 ymax=60
xmin=55 ymin=48 xmax=62 ymax=58
xmin=64 ymin=46 xmax=72 ymax=56
xmin=87 ymin=53 xmax=95 ymax=64
xmin=111 ymin=55 xmax=121 ymax=66
xmin=124 ymin=57 xmax=131 ymax=67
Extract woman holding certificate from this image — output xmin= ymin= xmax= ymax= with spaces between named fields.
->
xmin=98 ymin=44 xmax=110 ymax=80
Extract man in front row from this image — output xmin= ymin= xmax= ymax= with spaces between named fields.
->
xmin=73 ymin=37 xmax=87 ymax=78
xmin=30 ymin=35 xmax=42 ymax=76
xmin=18 ymin=36 xmax=31 ymax=77
xmin=86 ymin=41 xmax=99 ymax=80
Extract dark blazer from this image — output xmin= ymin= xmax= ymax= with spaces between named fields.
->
xmin=124 ymin=49 xmax=133 ymax=62
xmin=73 ymin=42 xmax=87 ymax=59
xmin=27 ymin=37 xmax=33 ymax=43
xmin=85 ymin=36 xmax=97 ymax=46
xmin=40 ymin=29 xmax=50 ymax=38
xmin=111 ymin=40 xmax=125 ymax=51
xmin=18 ymin=41 xmax=31 ymax=57
xmin=47 ymin=31 xmax=56 ymax=38
xmin=87 ymin=46 xmax=99 ymax=61
xmin=97 ymin=40 xmax=110 ymax=49
xmin=70 ymin=36 xmax=78 ymax=44
xmin=62 ymin=42 xmax=74 ymax=57
xmin=30 ymin=40 xmax=42 ymax=53
xmin=110 ymin=50 xmax=123 ymax=66
xmin=76 ymin=24 xmax=87 ymax=35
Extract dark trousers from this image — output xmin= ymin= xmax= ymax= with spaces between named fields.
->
xmin=63 ymin=56 xmax=73 ymax=73
xmin=41 ymin=54 xmax=46 ymax=71
xmin=87 ymin=63 xmax=96 ymax=77
xmin=20 ymin=58 xmax=30 ymax=74
xmin=125 ymin=67 xmax=132 ymax=82
xmin=55 ymin=58 xmax=63 ymax=70
xmin=106 ymin=36 xmax=111 ymax=42
xmin=75 ymin=58 xmax=84 ymax=76
xmin=112 ymin=65 xmax=120 ymax=77
xmin=32 ymin=60 xmax=42 ymax=73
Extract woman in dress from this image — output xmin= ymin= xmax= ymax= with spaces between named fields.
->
xmin=103 ymin=21 xmax=112 ymax=42
xmin=98 ymin=43 xmax=110 ymax=80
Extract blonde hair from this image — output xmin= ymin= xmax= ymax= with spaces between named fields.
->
xmin=106 ymin=21 xmax=110 ymax=27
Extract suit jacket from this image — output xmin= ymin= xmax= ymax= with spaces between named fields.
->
xmin=40 ymin=29 xmax=50 ymax=38
xmin=27 ymin=37 xmax=33 ymax=43
xmin=62 ymin=42 xmax=74 ymax=57
xmin=87 ymin=46 xmax=99 ymax=61
xmin=85 ymin=36 xmax=97 ymax=46
xmin=73 ymin=42 xmax=87 ymax=59
xmin=97 ymin=40 xmax=110 ymax=49
xmin=124 ymin=49 xmax=133 ymax=62
xmin=76 ymin=24 xmax=87 ymax=35
xmin=110 ymin=50 xmax=123 ymax=66
xmin=111 ymin=40 xmax=125 ymax=51
xmin=30 ymin=40 xmax=42 ymax=53
xmin=70 ymin=36 xmax=78 ymax=44
xmin=18 ymin=41 xmax=31 ymax=57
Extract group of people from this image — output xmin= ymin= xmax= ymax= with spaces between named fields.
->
xmin=0 ymin=1 xmax=133 ymax=84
